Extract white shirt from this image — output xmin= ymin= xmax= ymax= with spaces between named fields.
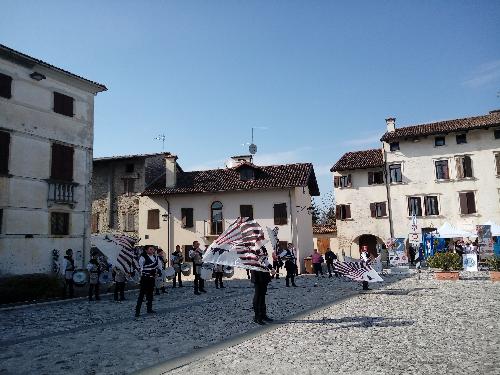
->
xmin=138 ymin=254 xmax=161 ymax=273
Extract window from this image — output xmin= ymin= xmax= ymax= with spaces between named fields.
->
xmin=435 ymin=160 xmax=449 ymax=180
xmin=389 ymin=142 xmax=400 ymax=151
xmin=181 ymin=208 xmax=194 ymax=228
xmin=239 ymin=167 xmax=255 ymax=181
xmin=434 ymin=136 xmax=445 ymax=147
xmin=211 ymin=201 xmax=223 ymax=234
xmin=0 ymin=131 xmax=10 ymax=174
xmin=123 ymin=178 xmax=135 ymax=196
xmin=455 ymin=155 xmax=473 ymax=178
xmin=459 ymin=192 xmax=476 ymax=214
xmin=51 ymin=212 xmax=69 ymax=235
xmin=335 ymin=204 xmax=351 ymax=220
xmin=240 ymin=205 xmax=254 ymax=220
xmin=334 ymin=175 xmax=352 ymax=188
xmin=51 ymin=143 xmax=74 ymax=182
xmin=495 ymin=154 xmax=500 ymax=175
xmin=91 ymin=213 xmax=99 ymax=233
xmin=123 ymin=212 xmax=136 ymax=231
xmin=125 ymin=163 xmax=134 ymax=173
xmin=0 ymin=72 xmax=12 ymax=99
xmin=494 ymin=129 xmax=500 ymax=139
xmin=147 ymin=209 xmax=160 ymax=229
xmin=0 ymin=209 xmax=3 ymax=234
xmin=424 ymin=196 xmax=439 ymax=216
xmin=273 ymin=203 xmax=287 ymax=225
xmin=370 ymin=202 xmax=387 ymax=218
xmin=53 ymin=92 xmax=74 ymax=117
xmin=408 ymin=197 xmax=422 ymax=217
xmin=456 ymin=134 xmax=467 ymax=144
xmin=389 ymin=164 xmax=402 ymax=183
xmin=368 ymin=171 xmax=384 ymax=185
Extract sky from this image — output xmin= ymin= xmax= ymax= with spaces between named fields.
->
xmin=2 ymin=1 xmax=500 ymax=208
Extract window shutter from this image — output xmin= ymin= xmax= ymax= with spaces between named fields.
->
xmin=381 ymin=202 xmax=387 ymax=217
xmin=240 ymin=205 xmax=253 ymax=220
xmin=51 ymin=144 xmax=73 ymax=181
xmin=368 ymin=172 xmax=373 ymax=185
xmin=0 ymin=131 xmax=10 ymax=174
xmin=147 ymin=209 xmax=160 ymax=229
xmin=463 ymin=156 xmax=472 ymax=178
xmin=459 ymin=193 xmax=468 ymax=214
xmin=369 ymin=203 xmax=376 ymax=217
xmin=181 ymin=208 xmax=194 ymax=228
xmin=456 ymin=157 xmax=464 ymax=179
xmin=345 ymin=205 xmax=351 ymax=219
xmin=335 ymin=205 xmax=341 ymax=219
xmin=466 ymin=192 xmax=476 ymax=214
xmin=443 ymin=162 xmax=449 ymax=180
xmin=91 ymin=213 xmax=99 ymax=233
xmin=496 ymin=154 xmax=500 ymax=175
xmin=347 ymin=174 xmax=352 ymax=187
xmin=128 ymin=213 xmax=135 ymax=231
xmin=424 ymin=197 xmax=429 ymax=216
xmin=334 ymin=176 xmax=340 ymax=188
xmin=416 ymin=197 xmax=422 ymax=216
xmin=274 ymin=203 xmax=287 ymax=225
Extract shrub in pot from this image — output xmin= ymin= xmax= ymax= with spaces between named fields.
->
xmin=486 ymin=256 xmax=500 ymax=282
xmin=427 ymin=252 xmax=462 ymax=280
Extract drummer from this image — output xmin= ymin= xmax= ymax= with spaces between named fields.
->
xmin=155 ymin=248 xmax=167 ymax=295
xmin=171 ymin=245 xmax=184 ymax=288
xmin=135 ymin=245 xmax=162 ymax=317
xmin=112 ymin=265 xmax=127 ymax=301
xmin=189 ymin=241 xmax=207 ymax=295
xmin=61 ymin=248 xmax=75 ymax=299
xmin=86 ymin=252 xmax=101 ymax=301
xmin=214 ymin=264 xmax=225 ymax=289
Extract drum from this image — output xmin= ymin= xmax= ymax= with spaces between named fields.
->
xmin=223 ymin=266 xmax=234 ymax=278
xmin=164 ymin=267 xmax=175 ymax=280
xmin=200 ymin=263 xmax=214 ymax=280
xmin=99 ymin=271 xmax=112 ymax=285
xmin=181 ymin=263 xmax=191 ymax=276
xmin=72 ymin=269 xmax=88 ymax=287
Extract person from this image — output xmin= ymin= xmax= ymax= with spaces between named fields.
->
xmin=189 ymin=241 xmax=206 ymax=295
xmin=280 ymin=243 xmax=297 ymax=287
xmin=112 ymin=265 xmax=127 ymax=301
xmin=311 ymin=249 xmax=324 ymax=277
xmin=271 ymin=247 xmax=282 ymax=279
xmin=87 ymin=252 xmax=101 ymax=301
xmin=214 ymin=264 xmax=225 ymax=289
xmin=135 ymin=245 xmax=162 ymax=317
xmin=171 ymin=245 xmax=184 ymax=287
xmin=324 ymin=248 xmax=338 ymax=277
xmin=155 ymin=248 xmax=167 ymax=295
xmin=250 ymin=247 xmax=275 ymax=325
xmin=360 ymin=245 xmax=370 ymax=291
xmin=61 ymin=249 xmax=75 ymax=298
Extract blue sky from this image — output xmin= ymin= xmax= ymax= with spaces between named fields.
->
xmin=2 ymin=1 xmax=499 ymax=205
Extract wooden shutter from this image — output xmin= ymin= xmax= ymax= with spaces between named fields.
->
xmin=335 ymin=205 xmax=341 ymax=219
xmin=240 ymin=205 xmax=253 ymax=220
xmin=424 ymin=197 xmax=429 ymax=216
xmin=0 ymin=73 xmax=12 ymax=99
xmin=369 ymin=203 xmax=376 ymax=217
xmin=456 ymin=157 xmax=464 ymax=179
xmin=443 ymin=162 xmax=449 ymax=179
xmin=147 ymin=209 xmax=160 ymax=229
xmin=466 ymin=192 xmax=476 ymax=214
xmin=463 ymin=156 xmax=472 ymax=178
xmin=128 ymin=213 xmax=135 ymax=231
xmin=274 ymin=203 xmax=287 ymax=225
xmin=381 ymin=202 xmax=387 ymax=217
xmin=91 ymin=213 xmax=99 ymax=233
xmin=181 ymin=208 xmax=194 ymax=228
xmin=496 ymin=154 xmax=500 ymax=175
xmin=0 ymin=131 xmax=10 ymax=174
xmin=54 ymin=92 xmax=74 ymax=117
xmin=347 ymin=174 xmax=352 ymax=187
xmin=345 ymin=205 xmax=351 ymax=219
xmin=334 ymin=176 xmax=340 ymax=188
xmin=459 ymin=193 xmax=468 ymax=214
xmin=51 ymin=144 xmax=73 ymax=181
xmin=368 ymin=172 xmax=374 ymax=185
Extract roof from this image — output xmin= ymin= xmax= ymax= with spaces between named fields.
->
xmin=94 ymin=152 xmax=172 ymax=163
xmin=313 ymin=225 xmax=337 ymax=235
xmin=330 ymin=149 xmax=383 ymax=172
xmin=380 ymin=110 xmax=500 ymax=142
xmin=0 ymin=44 xmax=107 ymax=93
xmin=142 ymin=162 xmax=320 ymax=196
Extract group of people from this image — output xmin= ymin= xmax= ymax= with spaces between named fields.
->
xmin=310 ymin=248 xmax=340 ymax=277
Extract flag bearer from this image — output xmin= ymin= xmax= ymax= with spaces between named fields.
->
xmin=135 ymin=246 xmax=161 ymax=317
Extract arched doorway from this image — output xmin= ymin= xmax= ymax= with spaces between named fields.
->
xmin=358 ymin=234 xmax=378 ymax=258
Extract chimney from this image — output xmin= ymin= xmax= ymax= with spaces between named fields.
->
xmin=489 ymin=109 xmax=500 ymax=114
xmin=227 ymin=155 xmax=253 ymax=167
xmin=165 ymin=154 xmax=178 ymax=188
xmin=385 ymin=117 xmax=396 ymax=132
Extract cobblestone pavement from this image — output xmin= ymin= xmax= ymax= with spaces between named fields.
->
xmin=165 ymin=274 xmax=500 ymax=375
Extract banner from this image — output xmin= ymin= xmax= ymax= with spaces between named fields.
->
xmin=463 ymin=253 xmax=478 ymax=272
xmin=387 ymin=238 xmax=407 ymax=265
xmin=408 ymin=215 xmax=421 ymax=246
xmin=477 ymin=225 xmax=493 ymax=255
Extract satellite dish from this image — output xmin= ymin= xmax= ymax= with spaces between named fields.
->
xmin=249 ymin=143 xmax=257 ymax=155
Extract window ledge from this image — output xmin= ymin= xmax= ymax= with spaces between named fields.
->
xmin=460 ymin=213 xmax=480 ymax=217
xmin=434 ymin=179 xmax=453 ymax=183
xmin=374 ymin=216 xmax=388 ymax=219
xmin=0 ymin=173 xmax=12 ymax=178
xmin=389 ymin=181 xmax=405 ymax=185
xmin=339 ymin=218 xmax=354 ymax=221
xmin=455 ymin=177 xmax=476 ymax=181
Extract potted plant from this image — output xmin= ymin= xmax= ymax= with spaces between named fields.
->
xmin=486 ymin=256 xmax=500 ymax=282
xmin=427 ymin=252 xmax=462 ymax=280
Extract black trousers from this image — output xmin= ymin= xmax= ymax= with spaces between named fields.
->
xmin=272 ymin=261 xmax=281 ymax=278
xmin=362 ymin=281 xmax=369 ymax=290
xmin=214 ymin=272 xmax=224 ymax=288
xmin=313 ymin=263 xmax=323 ymax=276
xmin=63 ymin=278 xmax=74 ymax=298
xmin=114 ymin=282 xmax=125 ymax=300
xmin=326 ymin=262 xmax=338 ymax=277
xmin=136 ymin=277 xmax=155 ymax=312
xmin=89 ymin=283 xmax=100 ymax=300
xmin=194 ymin=273 xmax=205 ymax=292
xmin=253 ymin=283 xmax=267 ymax=319
xmin=172 ymin=270 xmax=183 ymax=287
xmin=285 ymin=268 xmax=295 ymax=286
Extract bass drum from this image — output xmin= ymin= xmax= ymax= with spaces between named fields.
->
xmin=200 ymin=263 xmax=214 ymax=280
xmin=164 ymin=267 xmax=175 ymax=281
xmin=72 ymin=269 xmax=88 ymax=287
xmin=99 ymin=271 xmax=113 ymax=285
xmin=180 ymin=263 xmax=191 ymax=276
xmin=223 ymin=266 xmax=234 ymax=278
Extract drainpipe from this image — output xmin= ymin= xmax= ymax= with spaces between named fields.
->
xmin=165 ymin=198 xmax=171 ymax=266
xmin=383 ymin=147 xmax=395 ymax=238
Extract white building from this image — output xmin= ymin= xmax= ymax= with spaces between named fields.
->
xmin=332 ymin=110 xmax=500 ymax=258
xmin=138 ymin=155 xmax=320 ymax=273
xmin=0 ymin=44 xmax=106 ymax=275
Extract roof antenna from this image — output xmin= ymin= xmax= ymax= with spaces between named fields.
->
xmin=249 ymin=127 xmax=258 ymax=163
xmin=154 ymin=134 xmax=166 ymax=151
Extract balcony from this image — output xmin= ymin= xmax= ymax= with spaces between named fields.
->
xmin=47 ymin=180 xmax=78 ymax=207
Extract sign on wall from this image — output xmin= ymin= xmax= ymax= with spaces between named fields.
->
xmin=408 ymin=215 xmax=421 ymax=246
xmin=463 ymin=253 xmax=478 ymax=272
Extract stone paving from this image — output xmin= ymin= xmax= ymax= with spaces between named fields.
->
xmin=0 ymin=272 xmax=498 ymax=375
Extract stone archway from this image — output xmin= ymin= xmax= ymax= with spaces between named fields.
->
xmin=358 ymin=234 xmax=379 ymax=258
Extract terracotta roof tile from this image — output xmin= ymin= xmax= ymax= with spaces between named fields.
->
xmin=142 ymin=163 xmax=320 ymax=196
xmin=330 ymin=149 xmax=383 ymax=172
xmin=381 ymin=111 xmax=500 ymax=142
xmin=313 ymin=225 xmax=337 ymax=234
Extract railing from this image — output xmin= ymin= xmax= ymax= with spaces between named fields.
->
xmin=47 ymin=180 xmax=78 ymax=207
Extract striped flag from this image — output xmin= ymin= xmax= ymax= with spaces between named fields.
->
xmin=91 ymin=234 xmax=139 ymax=274
xmin=203 ymin=217 xmax=270 ymax=271
xmin=332 ymin=260 xmax=383 ymax=283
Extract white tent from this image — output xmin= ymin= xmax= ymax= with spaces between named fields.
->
xmin=480 ymin=221 xmax=500 ymax=237
xmin=435 ymin=222 xmax=477 ymax=239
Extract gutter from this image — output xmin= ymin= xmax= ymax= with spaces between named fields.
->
xmin=383 ymin=146 xmax=395 ymax=238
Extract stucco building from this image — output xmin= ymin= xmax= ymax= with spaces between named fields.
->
xmin=0 ymin=44 xmax=106 ymax=275
xmin=332 ymin=110 xmax=500 ymax=258
xmin=139 ymin=155 xmax=320 ymax=273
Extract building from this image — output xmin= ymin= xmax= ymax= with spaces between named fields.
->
xmin=91 ymin=152 xmax=172 ymax=237
xmin=139 ymin=155 xmax=320 ymax=273
xmin=332 ymin=110 xmax=500 ymax=258
xmin=312 ymin=224 xmax=338 ymax=256
xmin=0 ymin=44 xmax=106 ymax=275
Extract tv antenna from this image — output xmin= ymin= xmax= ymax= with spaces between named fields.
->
xmin=154 ymin=134 xmax=166 ymax=151
xmin=249 ymin=127 xmax=257 ymax=156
